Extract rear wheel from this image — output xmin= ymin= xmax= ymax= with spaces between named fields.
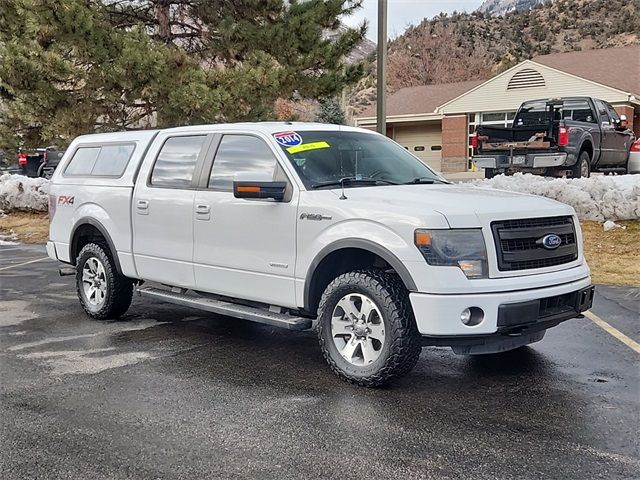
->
xmin=76 ymin=242 xmax=133 ymax=319
xmin=317 ymin=269 xmax=422 ymax=387
xmin=484 ymin=168 xmax=496 ymax=179
xmin=571 ymin=151 xmax=591 ymax=178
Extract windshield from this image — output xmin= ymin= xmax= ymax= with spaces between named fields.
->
xmin=273 ymin=130 xmax=441 ymax=188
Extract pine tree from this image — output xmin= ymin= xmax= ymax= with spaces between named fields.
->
xmin=315 ymin=97 xmax=346 ymax=124
xmin=0 ymin=0 xmax=367 ymax=148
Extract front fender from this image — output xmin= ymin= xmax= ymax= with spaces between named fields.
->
xmin=296 ymin=219 xmax=427 ymax=309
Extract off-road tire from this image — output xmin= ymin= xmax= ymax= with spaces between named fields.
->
xmin=75 ymin=242 xmax=133 ymax=320
xmin=571 ymin=151 xmax=591 ymax=178
xmin=484 ymin=168 xmax=495 ymax=179
xmin=317 ymin=269 xmax=422 ymax=387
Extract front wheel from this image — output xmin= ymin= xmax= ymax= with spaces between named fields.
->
xmin=76 ymin=242 xmax=133 ymax=319
xmin=317 ymin=270 xmax=422 ymax=387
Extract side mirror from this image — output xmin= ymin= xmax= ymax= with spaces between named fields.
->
xmin=616 ymin=114 xmax=628 ymax=131
xmin=233 ymin=180 xmax=287 ymax=201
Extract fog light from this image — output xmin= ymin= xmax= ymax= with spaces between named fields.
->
xmin=460 ymin=307 xmax=484 ymax=326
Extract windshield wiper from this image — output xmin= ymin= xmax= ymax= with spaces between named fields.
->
xmin=310 ymin=176 xmax=400 ymax=189
xmin=404 ymin=177 xmax=451 ymax=185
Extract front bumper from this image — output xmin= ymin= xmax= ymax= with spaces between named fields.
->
xmin=474 ymin=152 xmax=568 ymax=169
xmin=409 ymin=276 xmax=592 ymax=337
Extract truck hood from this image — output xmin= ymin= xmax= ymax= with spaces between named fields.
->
xmin=329 ymin=184 xmax=573 ymax=228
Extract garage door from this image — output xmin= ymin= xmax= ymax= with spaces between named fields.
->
xmin=393 ymin=123 xmax=442 ymax=172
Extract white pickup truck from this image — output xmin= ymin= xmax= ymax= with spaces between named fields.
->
xmin=47 ymin=123 xmax=594 ymax=386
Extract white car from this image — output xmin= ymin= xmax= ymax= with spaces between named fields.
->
xmin=628 ymin=139 xmax=640 ymax=174
xmin=47 ymin=123 xmax=594 ymax=386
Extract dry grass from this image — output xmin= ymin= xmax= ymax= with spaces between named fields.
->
xmin=1 ymin=211 xmax=638 ymax=286
xmin=0 ymin=211 xmax=49 ymax=244
xmin=581 ymin=220 xmax=640 ymax=287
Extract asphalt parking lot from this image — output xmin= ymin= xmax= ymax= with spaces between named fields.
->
xmin=1 ymin=244 xmax=639 ymax=479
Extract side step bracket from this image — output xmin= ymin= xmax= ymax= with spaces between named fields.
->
xmin=137 ymin=287 xmax=312 ymax=331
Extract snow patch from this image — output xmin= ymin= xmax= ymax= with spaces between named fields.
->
xmin=0 ymin=174 xmax=50 ymax=212
xmin=603 ymin=220 xmax=625 ymax=231
xmin=0 ymin=233 xmax=19 ymax=245
xmin=461 ymin=174 xmax=640 ymax=222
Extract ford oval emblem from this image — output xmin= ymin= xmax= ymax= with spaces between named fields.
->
xmin=541 ymin=234 xmax=562 ymax=250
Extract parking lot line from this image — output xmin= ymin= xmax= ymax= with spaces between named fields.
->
xmin=585 ymin=310 xmax=640 ymax=354
xmin=0 ymin=257 xmax=50 ymax=271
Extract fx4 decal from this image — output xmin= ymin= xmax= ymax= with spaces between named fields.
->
xmin=58 ymin=195 xmax=75 ymax=205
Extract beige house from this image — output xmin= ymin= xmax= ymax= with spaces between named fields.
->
xmin=355 ymin=45 xmax=640 ymax=173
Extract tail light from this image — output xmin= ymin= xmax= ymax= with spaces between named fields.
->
xmin=630 ymin=140 xmax=640 ymax=152
xmin=558 ymin=127 xmax=569 ymax=146
xmin=18 ymin=153 xmax=27 ymax=166
xmin=471 ymin=134 xmax=478 ymax=149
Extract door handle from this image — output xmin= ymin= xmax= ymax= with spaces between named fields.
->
xmin=195 ymin=204 xmax=210 ymax=214
xmin=136 ymin=199 xmax=149 ymax=210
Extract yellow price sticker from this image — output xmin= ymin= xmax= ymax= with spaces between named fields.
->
xmin=286 ymin=141 xmax=330 ymax=154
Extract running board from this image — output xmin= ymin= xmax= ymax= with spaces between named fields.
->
xmin=137 ymin=287 xmax=312 ymax=331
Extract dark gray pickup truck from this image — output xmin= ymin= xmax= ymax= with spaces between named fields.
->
xmin=472 ymin=97 xmax=635 ymax=178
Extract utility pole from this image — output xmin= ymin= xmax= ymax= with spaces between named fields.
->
xmin=376 ymin=0 xmax=387 ymax=136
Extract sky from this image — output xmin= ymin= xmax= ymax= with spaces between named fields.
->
xmin=343 ymin=0 xmax=485 ymax=40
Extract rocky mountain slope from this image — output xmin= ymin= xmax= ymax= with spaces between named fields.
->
xmin=348 ymin=0 xmax=639 ymax=117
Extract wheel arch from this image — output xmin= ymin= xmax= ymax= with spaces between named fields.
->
xmin=303 ymin=239 xmax=417 ymax=315
xmin=579 ymin=139 xmax=594 ymax=162
xmin=69 ymin=217 xmax=122 ymax=273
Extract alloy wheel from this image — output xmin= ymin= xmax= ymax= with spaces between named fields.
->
xmin=331 ymin=293 xmax=385 ymax=366
xmin=82 ymin=257 xmax=107 ymax=307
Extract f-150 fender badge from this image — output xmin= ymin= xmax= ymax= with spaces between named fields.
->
xmin=300 ymin=213 xmax=332 ymax=221
xmin=58 ymin=195 xmax=75 ymax=205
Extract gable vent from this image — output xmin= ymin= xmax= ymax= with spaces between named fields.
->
xmin=507 ymin=68 xmax=546 ymax=90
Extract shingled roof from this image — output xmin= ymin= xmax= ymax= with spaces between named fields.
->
xmin=532 ymin=45 xmax=640 ymax=95
xmin=359 ymin=80 xmax=484 ymax=118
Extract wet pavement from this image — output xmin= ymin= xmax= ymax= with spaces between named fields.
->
xmin=1 ymin=244 xmax=639 ymax=479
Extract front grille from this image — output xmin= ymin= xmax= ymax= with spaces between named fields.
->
xmin=500 ymin=233 xmax=575 ymax=252
xmin=492 ymin=216 xmax=578 ymax=271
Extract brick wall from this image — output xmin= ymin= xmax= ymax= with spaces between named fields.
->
xmin=614 ymin=105 xmax=638 ymax=137
xmin=441 ymin=115 xmax=468 ymax=173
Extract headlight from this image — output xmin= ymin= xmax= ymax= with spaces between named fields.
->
xmin=414 ymin=229 xmax=488 ymax=279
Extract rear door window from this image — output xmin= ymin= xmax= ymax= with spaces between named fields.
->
xmin=150 ymin=135 xmax=206 ymax=188
xmin=208 ymin=135 xmax=277 ymax=191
